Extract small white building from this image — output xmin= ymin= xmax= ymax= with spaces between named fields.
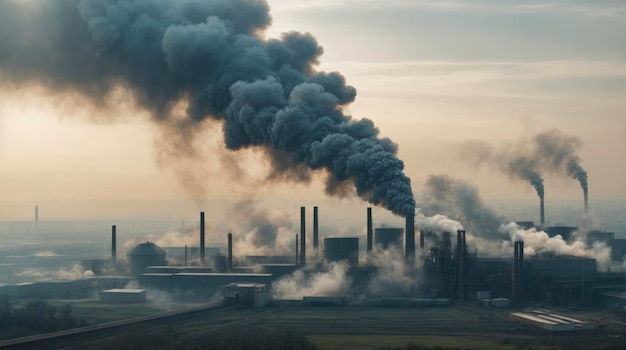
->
xmin=99 ymin=288 xmax=147 ymax=303
xmin=223 ymin=283 xmax=268 ymax=308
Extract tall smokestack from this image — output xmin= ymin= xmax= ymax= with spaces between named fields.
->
xmin=457 ymin=230 xmax=466 ymax=301
xmin=583 ymin=187 xmax=589 ymax=215
xmin=367 ymin=207 xmax=373 ymax=252
xmin=513 ymin=241 xmax=519 ymax=304
xmin=539 ymin=196 xmax=546 ymax=227
xmin=227 ymin=232 xmax=233 ymax=272
xmin=419 ymin=230 xmax=425 ymax=249
xmin=405 ymin=214 xmax=415 ymax=263
xmin=184 ymin=245 xmax=188 ymax=266
xmin=295 ymin=234 xmax=299 ymax=266
xmin=111 ymin=225 xmax=117 ymax=269
xmin=300 ymin=206 xmax=306 ymax=266
xmin=313 ymin=206 xmax=319 ymax=250
xmin=35 ymin=205 xmax=39 ymax=230
xmin=200 ymin=212 xmax=205 ymax=264
xmin=512 ymin=241 xmax=524 ymax=304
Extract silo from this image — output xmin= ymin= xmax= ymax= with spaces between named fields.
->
xmin=324 ymin=237 xmax=359 ymax=266
xmin=375 ymin=228 xmax=403 ymax=249
xmin=127 ymin=242 xmax=167 ymax=276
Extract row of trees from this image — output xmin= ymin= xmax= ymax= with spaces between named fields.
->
xmin=0 ymin=298 xmax=85 ymax=339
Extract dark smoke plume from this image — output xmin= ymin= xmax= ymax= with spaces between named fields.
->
xmin=533 ymin=130 xmax=588 ymax=198
xmin=418 ymin=174 xmax=507 ymax=240
xmin=0 ymin=0 xmax=415 ymax=215
xmin=461 ymin=129 xmax=588 ymax=201
xmin=461 ymin=140 xmax=544 ymax=199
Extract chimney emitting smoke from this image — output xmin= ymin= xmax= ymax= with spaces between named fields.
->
xmin=200 ymin=212 xmax=205 ymax=264
xmin=313 ymin=206 xmax=319 ymax=250
xmin=405 ymin=214 xmax=415 ymax=263
xmin=111 ymin=225 xmax=116 ymax=270
xmin=367 ymin=207 xmax=373 ymax=252
xmin=300 ymin=206 xmax=306 ymax=266
xmin=228 ymin=232 xmax=233 ymax=271
xmin=540 ymin=196 xmax=545 ymax=227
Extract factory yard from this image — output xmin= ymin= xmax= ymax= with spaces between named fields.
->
xmin=6 ymin=302 xmax=625 ymax=350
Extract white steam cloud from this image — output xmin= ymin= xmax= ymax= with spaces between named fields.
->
xmin=272 ymin=262 xmax=351 ymax=299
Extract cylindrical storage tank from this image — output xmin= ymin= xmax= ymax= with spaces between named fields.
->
xmin=324 ymin=237 xmax=359 ymax=266
xmin=375 ymin=228 xmax=403 ymax=249
xmin=127 ymin=242 xmax=166 ymax=276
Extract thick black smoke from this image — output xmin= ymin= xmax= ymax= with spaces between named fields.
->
xmin=0 ymin=0 xmax=415 ymax=215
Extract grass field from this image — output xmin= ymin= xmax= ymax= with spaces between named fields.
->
xmin=35 ymin=301 xmax=626 ymax=350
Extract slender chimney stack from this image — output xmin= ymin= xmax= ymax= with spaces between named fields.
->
xmin=35 ymin=205 xmax=39 ymax=230
xmin=512 ymin=241 xmax=524 ymax=304
xmin=457 ymin=230 xmax=466 ymax=301
xmin=583 ymin=187 xmax=589 ymax=215
xmin=200 ymin=212 xmax=206 ymax=264
xmin=295 ymin=234 xmax=299 ymax=266
xmin=300 ymin=206 xmax=306 ymax=266
xmin=313 ymin=206 xmax=319 ymax=250
xmin=367 ymin=207 xmax=373 ymax=252
xmin=227 ymin=232 xmax=233 ymax=271
xmin=539 ymin=196 xmax=546 ymax=227
xmin=405 ymin=214 xmax=415 ymax=263
xmin=419 ymin=230 xmax=425 ymax=249
xmin=111 ymin=225 xmax=117 ymax=269
xmin=184 ymin=245 xmax=188 ymax=266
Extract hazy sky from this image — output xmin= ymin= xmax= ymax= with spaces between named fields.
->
xmin=1 ymin=0 xmax=625 ymax=219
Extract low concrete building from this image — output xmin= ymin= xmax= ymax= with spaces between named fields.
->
xmin=223 ymin=283 xmax=268 ymax=307
xmin=99 ymin=288 xmax=147 ymax=303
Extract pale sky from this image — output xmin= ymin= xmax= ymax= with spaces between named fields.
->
xmin=0 ymin=0 xmax=625 ymax=219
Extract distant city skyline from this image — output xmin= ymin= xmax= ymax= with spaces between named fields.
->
xmin=1 ymin=0 xmax=624 ymax=214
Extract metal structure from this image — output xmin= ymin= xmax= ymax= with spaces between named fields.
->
xmin=375 ymin=227 xmax=403 ymax=249
xmin=324 ymin=237 xmax=359 ymax=266
xmin=367 ymin=207 xmax=373 ymax=252
xmin=313 ymin=206 xmax=319 ymax=250
xmin=300 ymin=206 xmax=306 ymax=266
xmin=200 ymin=212 xmax=205 ymax=264
xmin=406 ymin=214 xmax=415 ymax=262
xmin=128 ymin=242 xmax=167 ymax=276
xmin=111 ymin=225 xmax=117 ymax=269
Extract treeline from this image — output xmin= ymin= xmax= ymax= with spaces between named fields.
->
xmin=110 ymin=325 xmax=317 ymax=350
xmin=0 ymin=299 xmax=85 ymax=339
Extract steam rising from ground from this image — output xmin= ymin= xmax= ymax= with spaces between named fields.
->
xmin=228 ymin=200 xmax=295 ymax=257
xmin=15 ymin=264 xmax=94 ymax=281
xmin=272 ymin=262 xmax=350 ymax=299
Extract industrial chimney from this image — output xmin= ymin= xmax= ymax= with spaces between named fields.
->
xmin=512 ymin=241 xmax=524 ymax=304
xmin=367 ymin=207 xmax=373 ymax=252
xmin=300 ymin=206 xmax=306 ymax=266
xmin=111 ymin=225 xmax=117 ymax=270
xmin=200 ymin=212 xmax=206 ymax=264
xmin=457 ymin=230 xmax=466 ymax=301
xmin=227 ymin=232 xmax=233 ymax=271
xmin=583 ymin=187 xmax=589 ymax=215
xmin=313 ymin=206 xmax=319 ymax=250
xmin=539 ymin=196 xmax=546 ymax=227
xmin=295 ymin=234 xmax=299 ymax=266
xmin=405 ymin=214 xmax=415 ymax=263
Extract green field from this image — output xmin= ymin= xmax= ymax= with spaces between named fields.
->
xmin=17 ymin=302 xmax=626 ymax=350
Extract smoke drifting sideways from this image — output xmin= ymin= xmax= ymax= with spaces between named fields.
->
xmin=460 ymin=129 xmax=588 ymax=203
xmin=416 ymin=174 xmax=611 ymax=268
xmin=0 ymin=0 xmax=415 ymax=216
